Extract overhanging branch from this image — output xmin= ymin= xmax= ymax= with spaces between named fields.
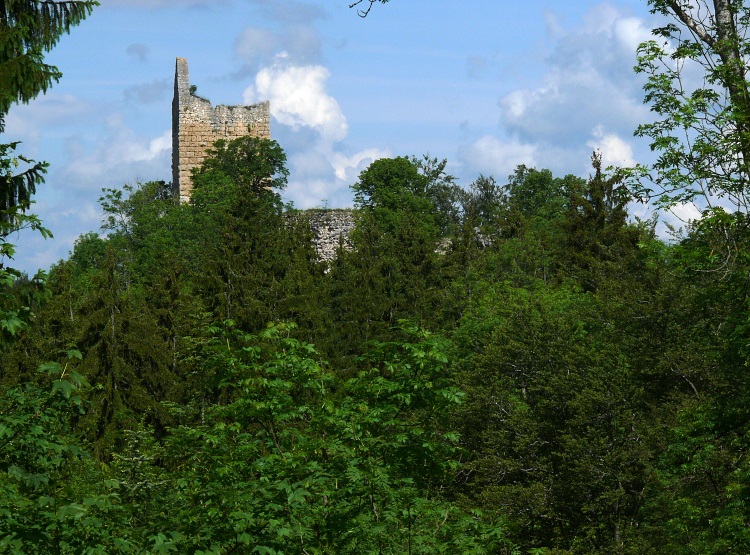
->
xmin=349 ymin=0 xmax=378 ymax=17
xmin=665 ymin=0 xmax=716 ymax=46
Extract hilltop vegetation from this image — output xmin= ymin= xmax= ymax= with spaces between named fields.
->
xmin=2 ymin=139 xmax=750 ymax=553
xmin=5 ymin=0 xmax=750 ymax=552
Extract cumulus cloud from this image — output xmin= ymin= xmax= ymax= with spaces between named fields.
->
xmin=495 ymin=5 xmax=652 ymax=165
xmin=244 ymin=54 xmax=348 ymax=143
xmin=587 ymin=126 xmax=636 ymax=167
xmin=611 ymin=13 xmax=654 ymax=54
xmin=454 ymin=4 xmax=655 ymax=181
xmin=330 ymin=148 xmax=390 ymax=182
xmin=272 ymin=126 xmax=390 ymax=209
xmin=235 ymin=51 xmax=387 ymax=210
xmin=228 ymin=0 xmax=358 ymax=210
xmin=285 ymin=176 xmax=340 ymax=209
xmin=499 ymin=65 xmax=647 ymax=145
xmin=460 ymin=135 xmax=537 ymax=179
xmin=282 ymin=145 xmax=389 ymax=209
xmin=669 ymin=202 xmax=703 ymax=223
xmin=63 ymin=119 xmax=171 ymax=189
xmin=546 ymin=5 xmax=652 ymax=77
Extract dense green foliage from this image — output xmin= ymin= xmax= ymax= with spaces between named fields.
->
xmin=6 ymin=1 xmax=750 ymax=551
xmin=633 ymin=0 xmax=750 ymax=212
xmin=0 ymin=140 xmax=515 ymax=553
xmin=4 ymin=136 xmax=750 ymax=552
xmin=1 ymin=0 xmax=96 ymax=353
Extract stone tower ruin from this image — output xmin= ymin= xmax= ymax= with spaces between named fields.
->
xmin=172 ymin=57 xmax=271 ymax=201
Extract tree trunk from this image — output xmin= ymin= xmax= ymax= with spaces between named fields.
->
xmin=713 ymin=0 xmax=750 ymax=182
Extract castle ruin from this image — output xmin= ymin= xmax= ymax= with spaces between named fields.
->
xmin=171 ymin=57 xmax=271 ymax=202
xmin=170 ymin=57 xmax=355 ymax=261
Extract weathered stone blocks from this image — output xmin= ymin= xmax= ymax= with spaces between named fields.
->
xmin=292 ymin=209 xmax=357 ymax=263
xmin=171 ymin=57 xmax=271 ymax=202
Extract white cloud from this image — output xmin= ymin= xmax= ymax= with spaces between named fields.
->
xmin=4 ymin=94 xmax=92 ymax=146
xmin=670 ymin=202 xmax=703 ymax=223
xmin=286 ymin=177 xmax=339 ymax=209
xmin=243 ymin=54 xmax=348 ymax=143
xmin=237 ymin=54 xmax=388 ymax=210
xmin=64 ymin=121 xmax=171 ymax=188
xmin=288 ymin=147 xmax=335 ymax=177
xmin=330 ymin=148 xmax=389 ymax=182
xmin=460 ymin=135 xmax=537 ymax=178
xmin=612 ymin=15 xmax=653 ymax=53
xmin=587 ymin=126 xmax=636 ymax=167
xmin=498 ymin=64 xmax=647 ymax=144
xmin=492 ymin=4 xmax=651 ymax=173
xmin=278 ymin=138 xmax=389 ymax=209
xmin=447 ymin=4 xmax=657 ymax=184
xmin=144 ymin=130 xmax=172 ymax=160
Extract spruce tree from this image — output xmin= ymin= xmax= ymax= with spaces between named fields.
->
xmin=0 ymin=1 xmax=96 ymax=225
xmin=0 ymin=1 xmax=96 ymax=353
xmin=0 ymin=0 xmax=97 ymax=130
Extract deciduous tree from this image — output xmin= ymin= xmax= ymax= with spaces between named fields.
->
xmin=634 ymin=0 xmax=750 ymax=212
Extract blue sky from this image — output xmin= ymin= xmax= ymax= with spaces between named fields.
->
xmin=4 ymin=0 xmax=670 ymax=274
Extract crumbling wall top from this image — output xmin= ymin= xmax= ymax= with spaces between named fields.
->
xmin=172 ymin=57 xmax=271 ymax=202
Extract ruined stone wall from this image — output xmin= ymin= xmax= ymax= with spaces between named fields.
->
xmin=300 ymin=209 xmax=357 ymax=263
xmin=300 ymin=209 xmax=483 ymax=262
xmin=172 ymin=57 xmax=270 ymax=202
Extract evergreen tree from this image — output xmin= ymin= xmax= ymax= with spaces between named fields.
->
xmin=564 ymin=152 xmax=641 ymax=291
xmin=0 ymin=0 xmax=96 ymax=351
xmin=0 ymin=142 xmax=50 ymax=352
xmin=190 ymin=137 xmax=326 ymax=332
xmin=0 ymin=0 xmax=97 ymax=130
xmin=328 ymin=156 xmax=449 ymax=359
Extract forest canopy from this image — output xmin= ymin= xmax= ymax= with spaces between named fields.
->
xmin=4 ymin=1 xmax=750 ymax=553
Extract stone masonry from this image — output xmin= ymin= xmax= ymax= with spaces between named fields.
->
xmin=172 ymin=57 xmax=270 ymax=202
xmin=303 ymin=209 xmax=356 ymax=262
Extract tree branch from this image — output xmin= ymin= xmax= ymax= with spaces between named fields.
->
xmin=665 ymin=0 xmax=716 ymax=46
xmin=349 ymin=0 xmax=378 ymax=18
